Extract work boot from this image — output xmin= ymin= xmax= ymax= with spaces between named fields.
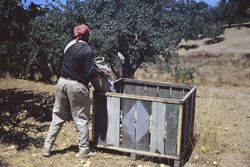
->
xmin=79 ymin=150 xmax=97 ymax=159
xmin=41 ymin=147 xmax=51 ymax=157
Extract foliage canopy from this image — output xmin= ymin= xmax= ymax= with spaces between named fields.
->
xmin=71 ymin=0 xmax=223 ymax=78
xmin=2 ymin=0 xmax=246 ymax=81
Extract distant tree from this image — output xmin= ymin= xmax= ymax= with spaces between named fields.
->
xmin=24 ymin=8 xmax=70 ymax=81
xmin=231 ymin=0 xmax=250 ymax=17
xmin=216 ymin=0 xmax=250 ymax=26
xmin=0 ymin=0 xmax=224 ymax=81
xmin=69 ymin=0 xmax=223 ymax=78
xmin=0 ymin=0 xmax=45 ymax=76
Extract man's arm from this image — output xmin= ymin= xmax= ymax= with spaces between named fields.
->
xmin=82 ymin=47 xmax=102 ymax=86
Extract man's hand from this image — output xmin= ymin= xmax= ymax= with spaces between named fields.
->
xmin=99 ymin=69 xmax=111 ymax=77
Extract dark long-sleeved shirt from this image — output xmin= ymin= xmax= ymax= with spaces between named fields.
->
xmin=60 ymin=41 xmax=98 ymax=86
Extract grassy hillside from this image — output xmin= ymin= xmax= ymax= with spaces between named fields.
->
xmin=135 ymin=25 xmax=250 ymax=87
xmin=178 ymin=25 xmax=250 ymax=87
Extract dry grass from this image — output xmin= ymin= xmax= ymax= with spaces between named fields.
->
xmin=178 ymin=26 xmax=250 ymax=88
xmin=181 ymin=53 xmax=250 ymax=87
xmin=136 ymin=52 xmax=250 ymax=88
xmin=193 ymin=89 xmax=223 ymax=163
xmin=135 ymin=64 xmax=175 ymax=83
xmin=0 ymin=76 xmax=250 ymax=166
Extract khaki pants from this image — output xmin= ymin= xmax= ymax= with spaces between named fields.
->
xmin=44 ymin=77 xmax=90 ymax=154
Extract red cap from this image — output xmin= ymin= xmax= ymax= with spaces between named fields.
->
xmin=73 ymin=24 xmax=90 ymax=39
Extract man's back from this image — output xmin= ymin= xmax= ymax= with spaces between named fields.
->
xmin=60 ymin=41 xmax=94 ymax=86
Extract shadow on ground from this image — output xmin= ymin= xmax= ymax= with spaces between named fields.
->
xmin=52 ymin=145 xmax=79 ymax=156
xmin=0 ymin=89 xmax=54 ymax=150
xmin=0 ymin=157 xmax=9 ymax=167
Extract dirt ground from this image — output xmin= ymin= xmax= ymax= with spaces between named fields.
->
xmin=0 ymin=78 xmax=249 ymax=167
xmin=1 ymin=26 xmax=250 ymax=167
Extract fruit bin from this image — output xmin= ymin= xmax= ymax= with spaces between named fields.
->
xmin=93 ymin=78 xmax=196 ymax=167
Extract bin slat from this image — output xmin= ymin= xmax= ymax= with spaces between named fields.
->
xmin=184 ymin=101 xmax=189 ymax=146
xmin=135 ymin=85 xmax=146 ymax=96
xmin=105 ymin=92 xmax=181 ymax=104
xmin=158 ymin=87 xmax=171 ymax=99
xmin=106 ymin=97 xmax=120 ymax=146
xmin=190 ymin=92 xmax=196 ymax=137
xmin=150 ymin=102 xmax=166 ymax=154
xmin=187 ymin=97 xmax=193 ymax=138
xmin=165 ymin=104 xmax=179 ymax=155
xmin=176 ymin=106 xmax=183 ymax=156
xmin=95 ymin=95 xmax=108 ymax=145
xmin=135 ymin=100 xmax=151 ymax=151
xmin=97 ymin=145 xmax=179 ymax=160
xmin=123 ymin=78 xmax=193 ymax=89
xmin=182 ymin=87 xmax=197 ymax=103
xmin=146 ymin=86 xmax=158 ymax=97
xmin=170 ymin=88 xmax=185 ymax=100
xmin=124 ymin=83 xmax=134 ymax=94
xmin=181 ymin=102 xmax=186 ymax=151
xmin=121 ymin=99 xmax=136 ymax=149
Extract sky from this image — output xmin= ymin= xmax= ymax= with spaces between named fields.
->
xmin=196 ymin=0 xmax=219 ymax=6
xmin=22 ymin=0 xmax=219 ymax=7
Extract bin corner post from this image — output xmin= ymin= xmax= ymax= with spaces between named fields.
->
xmin=172 ymin=159 xmax=183 ymax=167
xmin=130 ymin=153 xmax=137 ymax=161
xmin=176 ymin=105 xmax=183 ymax=156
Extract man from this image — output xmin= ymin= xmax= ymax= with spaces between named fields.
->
xmin=42 ymin=24 xmax=99 ymax=158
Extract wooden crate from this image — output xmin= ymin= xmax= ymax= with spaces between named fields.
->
xmin=93 ymin=78 xmax=196 ymax=167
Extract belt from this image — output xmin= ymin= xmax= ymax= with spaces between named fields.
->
xmin=62 ymin=76 xmax=77 ymax=81
xmin=61 ymin=76 xmax=88 ymax=88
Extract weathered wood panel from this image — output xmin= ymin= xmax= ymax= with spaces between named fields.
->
xmin=187 ymin=97 xmax=193 ymax=138
xmin=121 ymin=99 xmax=136 ymax=149
xmin=176 ymin=105 xmax=183 ymax=156
xmin=170 ymin=87 xmax=187 ymax=100
xmin=150 ymin=102 xmax=166 ymax=154
xmin=134 ymin=84 xmax=146 ymax=96
xmin=190 ymin=92 xmax=196 ymax=137
xmin=184 ymin=101 xmax=189 ymax=146
xmin=146 ymin=86 xmax=158 ymax=97
xmin=106 ymin=97 xmax=120 ymax=146
xmin=158 ymin=87 xmax=190 ymax=100
xmin=134 ymin=83 xmax=149 ymax=149
xmin=170 ymin=88 xmax=179 ymax=99
xmin=165 ymin=104 xmax=179 ymax=155
xmin=97 ymin=145 xmax=179 ymax=160
xmin=124 ymin=83 xmax=135 ymax=94
xmin=123 ymin=78 xmax=193 ymax=100
xmin=158 ymin=87 xmax=171 ymax=99
xmin=105 ymin=92 xmax=181 ymax=104
xmin=94 ymin=95 xmax=108 ymax=145
xmin=179 ymin=100 xmax=189 ymax=152
xmin=135 ymin=100 xmax=151 ymax=151
xmin=113 ymin=79 xmax=123 ymax=93
xmin=123 ymin=78 xmax=193 ymax=90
